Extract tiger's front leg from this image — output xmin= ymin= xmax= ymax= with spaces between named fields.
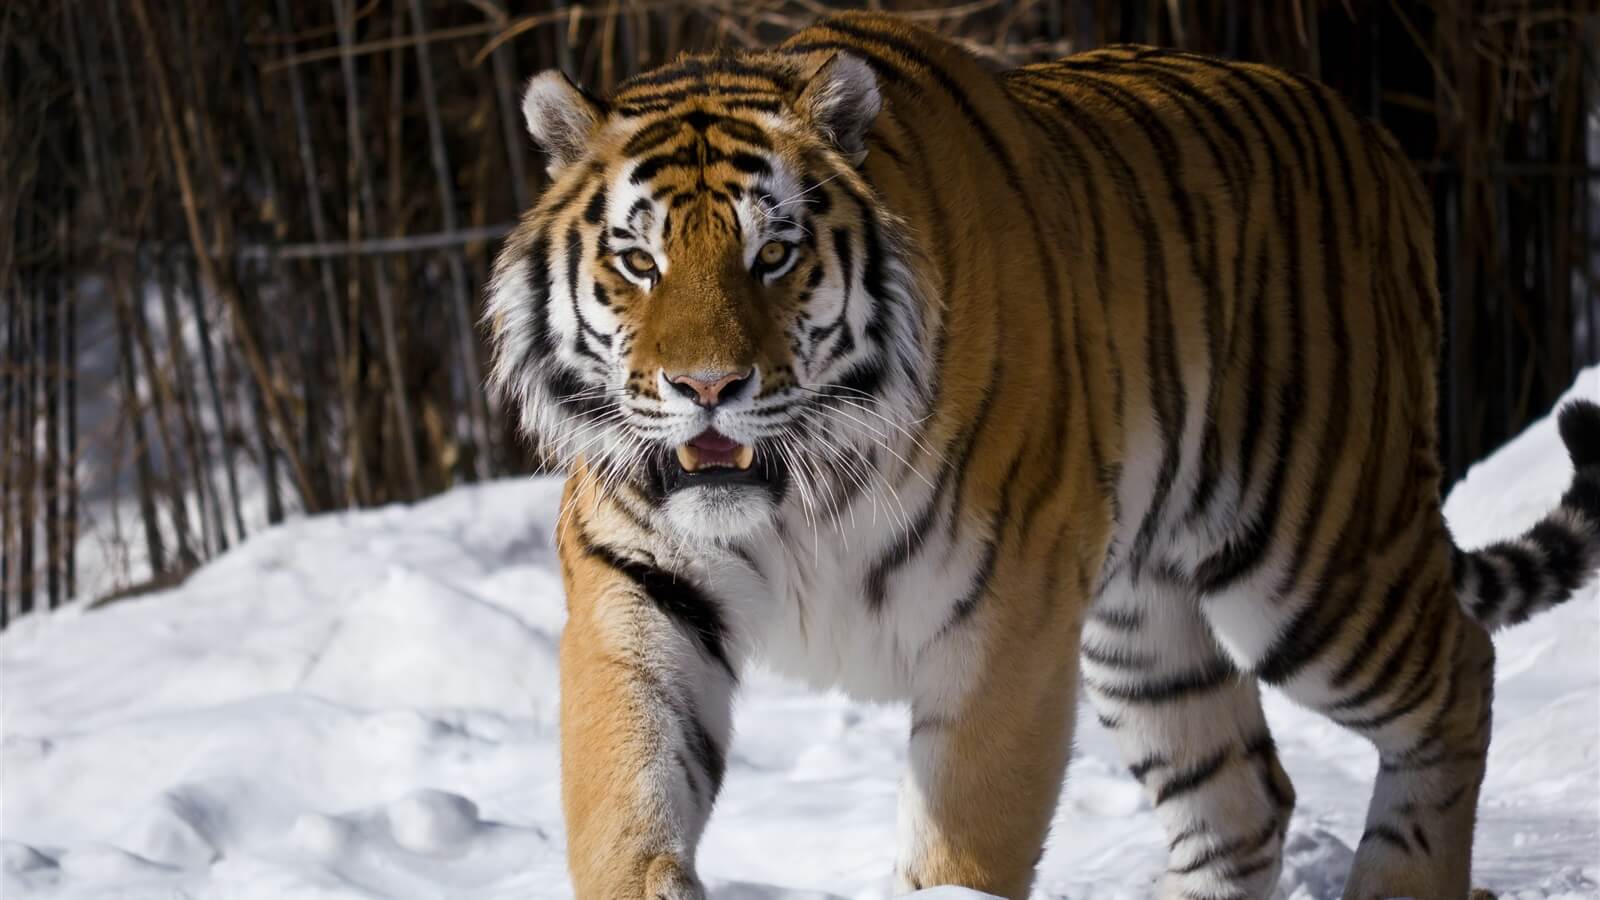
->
xmin=557 ymin=483 xmax=738 ymax=899
xmin=896 ymin=578 xmax=1083 ymax=898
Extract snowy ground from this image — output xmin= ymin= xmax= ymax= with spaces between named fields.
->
xmin=4 ymin=370 xmax=1598 ymax=900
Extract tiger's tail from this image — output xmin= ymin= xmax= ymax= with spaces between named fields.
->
xmin=1452 ymin=399 xmax=1600 ymax=631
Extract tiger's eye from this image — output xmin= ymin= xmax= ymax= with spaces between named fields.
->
xmin=758 ymin=241 xmax=790 ymax=267
xmin=623 ymin=249 xmax=657 ymax=276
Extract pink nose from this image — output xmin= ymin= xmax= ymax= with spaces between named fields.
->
xmin=668 ymin=369 xmax=753 ymax=408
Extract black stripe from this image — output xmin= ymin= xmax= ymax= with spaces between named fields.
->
xmin=1494 ymin=542 xmax=1548 ymax=625
xmin=864 ymin=468 xmax=949 ymax=612
xmin=1129 ymin=753 xmax=1167 ymax=782
xmin=1360 ymin=625 xmax=1460 ymax=734
xmin=524 ymin=234 xmax=555 ymax=357
xmin=1156 ymin=747 xmax=1232 ymax=805
xmin=1275 ymin=68 xmax=1354 ymax=607
xmin=1326 ymin=525 xmax=1436 ymax=689
xmin=1156 ymin=51 xmax=1310 ymax=178
xmin=1082 ymin=640 xmax=1154 ymax=669
xmin=579 ymin=532 xmax=737 ymax=680
xmin=1088 ymin=605 xmax=1143 ymax=632
xmin=1359 ymin=824 xmax=1410 ymax=854
xmin=686 ymin=710 xmax=727 ymax=802
xmin=1006 ymin=78 xmax=1121 ymax=474
xmin=939 ymin=453 xmax=1025 ymax=633
xmin=615 ymin=56 xmax=795 ymax=93
xmin=583 ymin=187 xmax=607 ymax=224
xmin=1528 ymin=519 xmax=1586 ymax=594
xmin=1469 ymin=553 xmax=1506 ymax=620
xmin=617 ymin=94 xmax=784 ymax=126
xmin=1325 ymin=580 xmax=1442 ymax=712
xmin=1169 ymin=819 xmax=1279 ymax=876
xmin=1433 ymin=784 xmax=1468 ymax=813
xmin=1336 ymin=603 xmax=1456 ymax=730
xmin=1086 ymin=657 xmax=1236 ymax=705
xmin=1193 ymin=79 xmax=1306 ymax=596
xmin=815 ymin=226 xmax=856 ymax=371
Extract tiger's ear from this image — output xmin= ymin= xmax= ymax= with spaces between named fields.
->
xmin=522 ymin=70 xmax=605 ymax=176
xmin=797 ymin=53 xmax=881 ymax=166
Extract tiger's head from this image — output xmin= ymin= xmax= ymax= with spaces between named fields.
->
xmin=487 ymin=51 xmax=931 ymax=540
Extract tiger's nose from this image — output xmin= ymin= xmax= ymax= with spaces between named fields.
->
xmin=667 ymin=369 xmax=754 ymax=408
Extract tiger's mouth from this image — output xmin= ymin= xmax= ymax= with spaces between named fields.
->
xmin=675 ymin=429 xmax=755 ymax=473
xmin=652 ymin=428 xmax=785 ymax=498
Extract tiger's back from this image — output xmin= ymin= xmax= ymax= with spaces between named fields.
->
xmin=488 ymin=13 xmax=1600 ymax=899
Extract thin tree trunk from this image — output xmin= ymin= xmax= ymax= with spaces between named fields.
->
xmin=273 ymin=0 xmax=366 ymax=507
xmin=254 ymin=374 xmax=286 ymax=523
xmin=490 ymin=33 xmax=532 ymax=214
xmin=157 ymin=251 xmax=221 ymax=554
xmin=44 ymin=277 xmax=61 ymax=609
xmin=64 ymin=276 xmax=77 ymax=602
xmin=2 ymin=278 xmax=16 ymax=626
xmin=111 ymin=270 xmax=169 ymax=579
xmin=19 ymin=281 xmax=37 ymax=618
xmin=183 ymin=259 xmax=245 ymax=544
xmin=408 ymin=0 xmax=492 ymax=482
xmin=129 ymin=253 xmax=198 ymax=567
xmin=332 ymin=0 xmax=423 ymax=500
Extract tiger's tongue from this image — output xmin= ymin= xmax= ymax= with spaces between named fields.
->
xmin=676 ymin=430 xmax=753 ymax=472
xmin=691 ymin=430 xmax=741 ymax=453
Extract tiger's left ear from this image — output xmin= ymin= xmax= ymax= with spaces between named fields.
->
xmin=522 ymin=70 xmax=606 ymax=177
xmin=797 ymin=53 xmax=881 ymax=166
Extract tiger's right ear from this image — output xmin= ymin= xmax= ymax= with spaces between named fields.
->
xmin=522 ymin=71 xmax=605 ymax=177
xmin=796 ymin=53 xmax=881 ymax=167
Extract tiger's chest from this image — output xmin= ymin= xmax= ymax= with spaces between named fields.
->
xmin=708 ymin=498 xmax=990 ymax=703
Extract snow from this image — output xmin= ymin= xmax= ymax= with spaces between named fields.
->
xmin=4 ymin=370 xmax=1598 ymax=900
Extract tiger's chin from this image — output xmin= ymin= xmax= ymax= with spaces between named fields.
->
xmin=651 ymin=436 xmax=788 ymax=542
xmin=661 ymin=484 xmax=777 ymax=541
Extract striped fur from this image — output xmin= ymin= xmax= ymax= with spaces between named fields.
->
xmin=486 ymin=14 xmax=1600 ymax=899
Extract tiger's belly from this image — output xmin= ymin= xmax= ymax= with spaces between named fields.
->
xmin=713 ymin=497 xmax=991 ymax=703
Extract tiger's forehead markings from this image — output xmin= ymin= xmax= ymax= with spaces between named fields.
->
xmin=624 ymin=111 xmax=776 ymax=187
xmin=610 ymin=105 xmax=790 ymax=247
xmin=610 ymin=55 xmax=797 ymax=116
xmin=620 ymin=110 xmax=774 ymax=159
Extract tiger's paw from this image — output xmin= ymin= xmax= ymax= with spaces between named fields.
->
xmin=644 ymin=855 xmax=705 ymax=900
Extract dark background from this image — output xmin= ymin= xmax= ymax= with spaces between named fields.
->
xmin=3 ymin=0 xmax=1596 ymax=621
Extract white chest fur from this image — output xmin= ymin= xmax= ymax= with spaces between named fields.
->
xmin=704 ymin=483 xmax=990 ymax=704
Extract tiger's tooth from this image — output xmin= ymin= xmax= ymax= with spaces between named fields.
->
xmin=734 ymin=444 xmax=754 ymax=470
xmin=676 ymin=445 xmax=699 ymax=472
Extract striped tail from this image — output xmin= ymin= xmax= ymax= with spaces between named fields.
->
xmin=1453 ymin=399 xmax=1600 ymax=631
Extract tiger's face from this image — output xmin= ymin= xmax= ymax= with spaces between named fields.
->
xmin=487 ymin=52 xmax=930 ymax=540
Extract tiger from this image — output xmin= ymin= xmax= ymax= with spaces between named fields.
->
xmin=484 ymin=11 xmax=1600 ymax=899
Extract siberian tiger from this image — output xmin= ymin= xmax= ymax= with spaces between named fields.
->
xmin=485 ymin=12 xmax=1600 ymax=899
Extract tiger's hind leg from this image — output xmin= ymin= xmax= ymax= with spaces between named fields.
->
xmin=1333 ymin=606 xmax=1493 ymax=900
xmin=1083 ymin=573 xmax=1294 ymax=900
xmin=1200 ymin=527 xmax=1494 ymax=900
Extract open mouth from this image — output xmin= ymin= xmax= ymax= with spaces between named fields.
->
xmin=675 ymin=429 xmax=755 ymax=473
xmin=652 ymin=428 xmax=785 ymax=499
